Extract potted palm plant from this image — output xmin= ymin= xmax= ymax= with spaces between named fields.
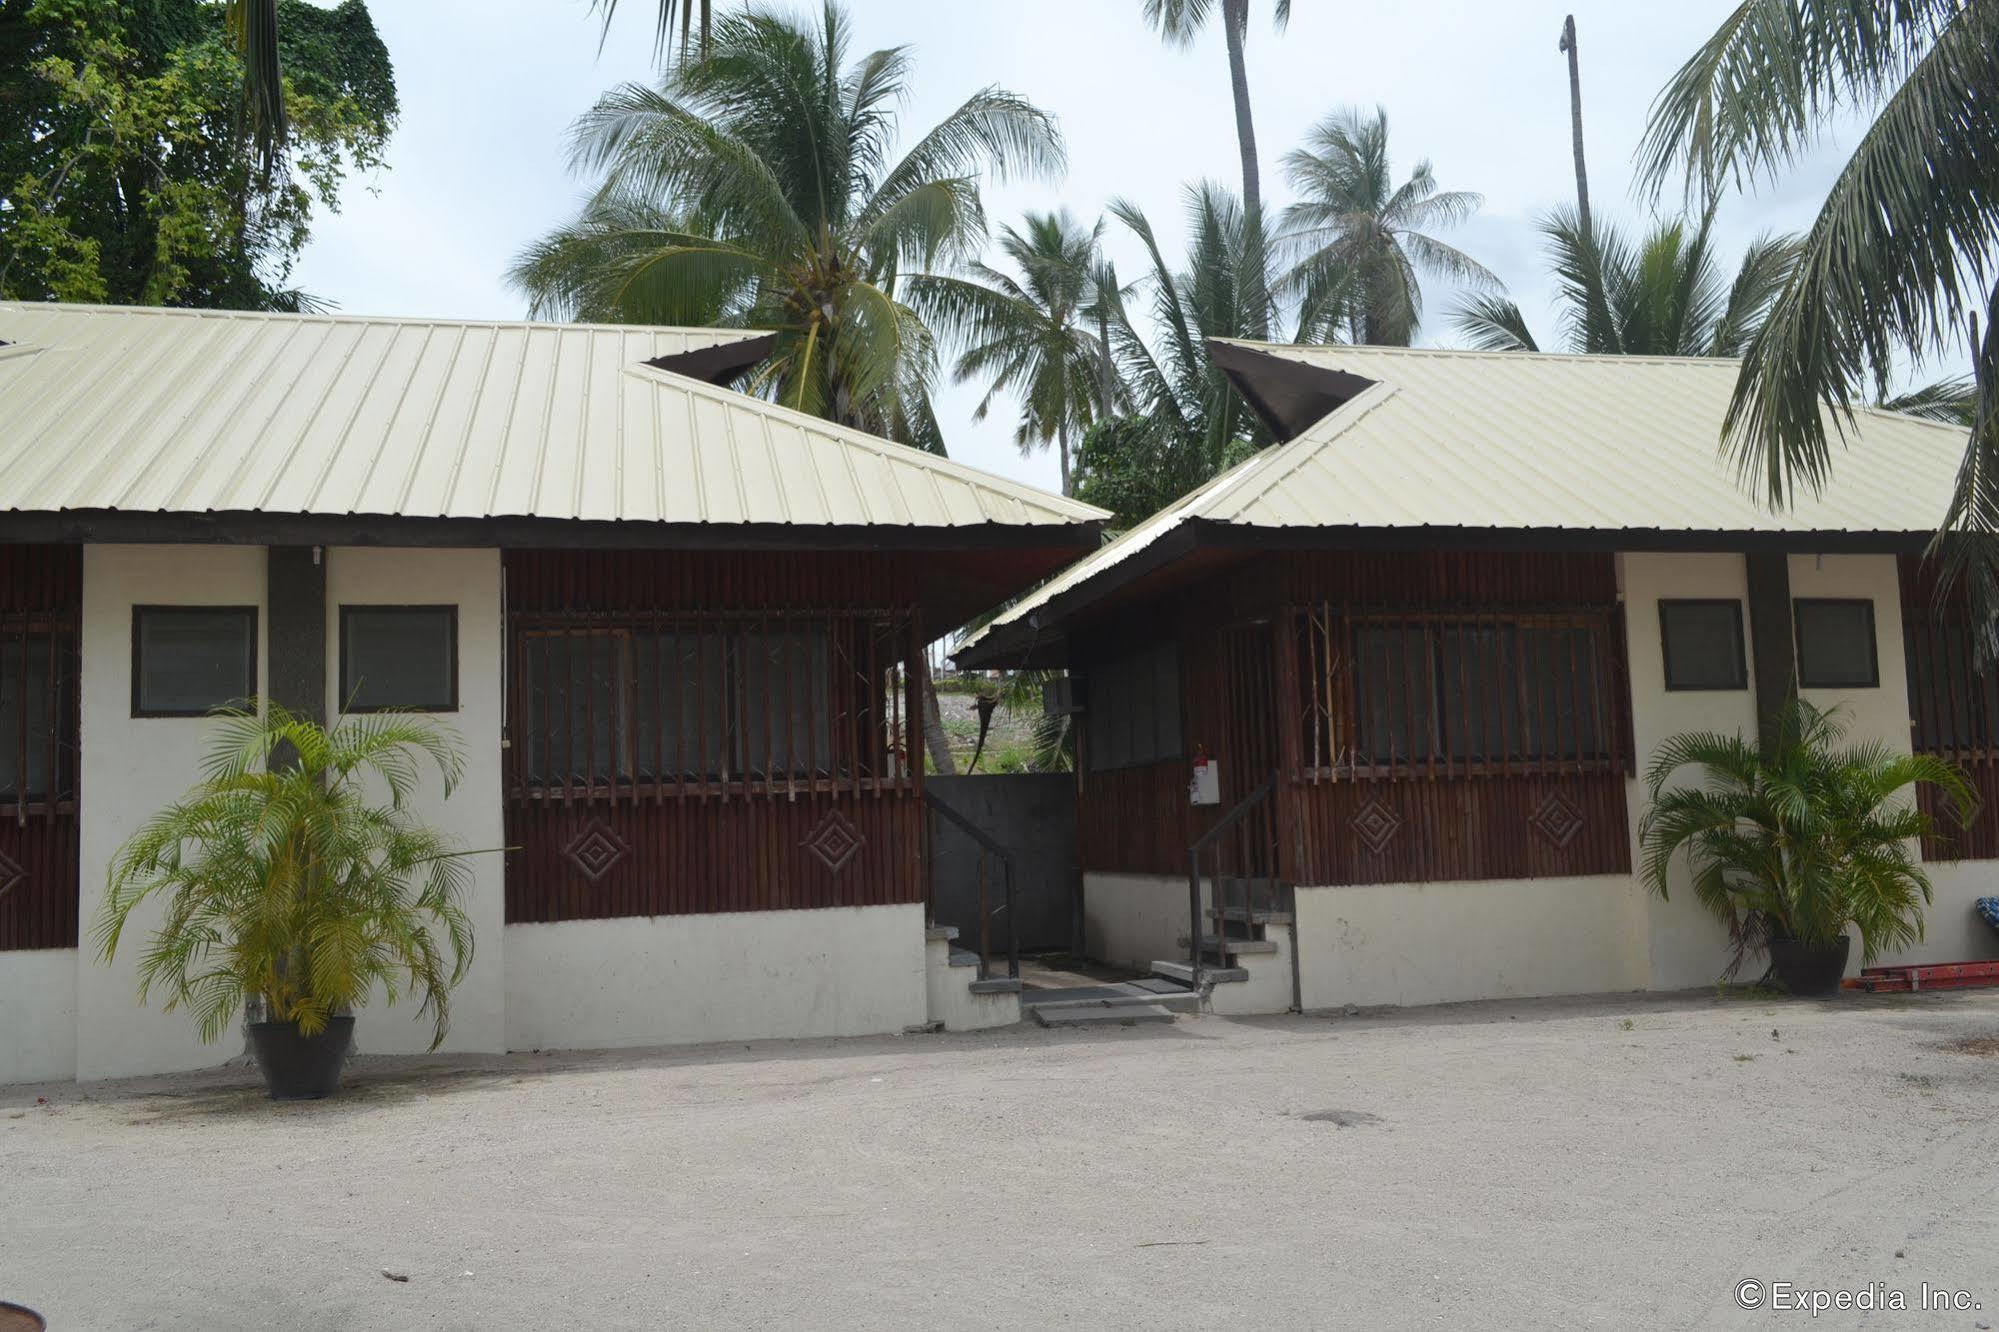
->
xmin=1638 ymin=698 xmax=1973 ymax=995
xmin=96 ymin=704 xmax=483 ymax=1100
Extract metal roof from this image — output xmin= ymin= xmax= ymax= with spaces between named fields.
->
xmin=958 ymin=341 xmax=1969 ymax=662
xmin=0 ymin=303 xmax=1106 ymax=531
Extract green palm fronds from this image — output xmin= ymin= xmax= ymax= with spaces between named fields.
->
xmin=95 ymin=704 xmax=486 ymax=1049
xmin=1637 ymin=697 xmax=1972 ymax=975
xmin=1278 ymin=106 xmax=1497 ymax=347
xmin=511 ymin=2 xmax=1064 ymax=454
xmin=1452 ymin=207 xmax=1800 ymax=357
xmin=1639 ymin=1 xmax=1999 ymax=652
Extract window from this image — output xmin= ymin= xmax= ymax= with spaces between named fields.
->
xmin=1795 ymin=598 xmax=1879 ymax=688
xmin=0 ymin=628 xmax=76 ymax=802
xmin=1087 ymin=641 xmax=1183 ymax=771
xmin=340 ymin=606 xmax=457 ymax=711
xmin=520 ymin=621 xmax=838 ymax=786
xmin=132 ymin=606 xmax=256 ymax=717
xmin=1302 ymin=608 xmax=1623 ymax=775
xmin=1659 ymin=600 xmax=1747 ymax=691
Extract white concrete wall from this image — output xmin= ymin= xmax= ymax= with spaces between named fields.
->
xmin=504 ymin=904 xmax=927 ymax=1052
xmin=1082 ymin=872 xmax=1205 ymax=972
xmin=1294 ymin=877 xmax=1640 ymax=1010
xmin=0 ymin=949 xmax=76 ymax=1084
xmin=324 ymin=548 xmax=506 ymax=1057
xmin=77 ymin=545 xmax=267 ymax=1081
xmin=1621 ymin=552 xmax=1764 ymax=990
xmin=924 ymin=934 xmax=1021 ymax=1031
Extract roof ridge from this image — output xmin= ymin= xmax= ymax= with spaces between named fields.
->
xmin=1219 ymin=337 xmax=1748 ymax=370
xmin=624 ymin=361 xmax=1111 ymax=523
xmin=0 ymin=300 xmax=774 ymax=342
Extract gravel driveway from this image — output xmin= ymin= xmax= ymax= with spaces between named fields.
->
xmin=4 ymin=989 xmax=1996 ymax=1330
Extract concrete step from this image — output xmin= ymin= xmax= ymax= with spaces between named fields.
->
xmin=1033 ymin=1002 xmax=1176 ymax=1028
xmin=1151 ymin=959 xmax=1248 ymax=986
xmin=968 ymin=977 xmax=1021 ymax=995
xmin=1027 ymin=987 xmax=1199 ymax=1016
xmin=947 ymin=948 xmax=980 ymax=969
xmin=1177 ymin=934 xmax=1279 ymax=956
xmin=926 ymin=925 xmax=960 ymax=943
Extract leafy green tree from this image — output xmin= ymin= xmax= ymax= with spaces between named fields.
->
xmin=1638 ymin=1 xmax=1999 ymax=646
xmin=929 ymin=211 xmax=1115 ymax=495
xmin=1140 ymin=0 xmax=1287 ymax=339
xmin=1075 ymin=183 xmax=1273 ymax=524
xmin=1453 ymin=207 xmax=1799 ymax=356
xmin=1638 ymin=698 xmax=1972 ymax=976
xmin=0 ymin=0 xmax=395 ymax=309
xmin=1278 ymin=106 xmax=1497 ymax=346
xmin=509 ymin=2 xmax=1064 ymax=452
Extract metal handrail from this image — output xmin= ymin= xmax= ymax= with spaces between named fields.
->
xmin=1185 ymin=771 xmax=1279 ymax=991
xmin=923 ymin=790 xmax=1018 ymax=981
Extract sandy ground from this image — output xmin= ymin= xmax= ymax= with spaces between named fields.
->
xmin=4 ymin=990 xmax=1998 ymax=1331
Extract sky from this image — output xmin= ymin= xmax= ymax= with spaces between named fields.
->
xmin=291 ymin=0 xmax=1878 ymax=495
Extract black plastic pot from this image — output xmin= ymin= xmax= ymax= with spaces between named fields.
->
xmin=1766 ymin=934 xmax=1852 ymax=997
xmin=248 ymin=1016 xmax=355 ymax=1101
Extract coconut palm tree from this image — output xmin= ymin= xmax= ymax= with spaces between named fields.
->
xmin=1453 ymin=207 xmax=1800 ymax=357
xmin=1638 ymin=1 xmax=1999 ymax=643
xmin=1638 ymin=698 xmax=1972 ymax=981
xmin=925 ymin=212 xmax=1115 ymax=496
xmin=1074 ymin=182 xmax=1275 ymax=524
xmin=509 ymin=2 xmax=1064 ymax=453
xmin=1140 ymin=0 xmax=1289 ymax=339
xmin=1278 ymin=106 xmax=1498 ymax=346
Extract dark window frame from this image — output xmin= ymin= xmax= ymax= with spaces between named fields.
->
xmin=1086 ymin=639 xmax=1186 ymax=773
xmin=130 ymin=605 xmax=259 ymax=718
xmin=516 ymin=619 xmax=840 ymax=788
xmin=1794 ymin=597 xmax=1880 ymax=689
xmin=1658 ymin=598 xmax=1749 ymax=692
xmin=339 ymin=604 xmax=460 ymax=713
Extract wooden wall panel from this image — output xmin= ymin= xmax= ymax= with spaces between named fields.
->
xmin=501 ymin=549 xmax=925 ymax=925
xmin=504 ymin=792 xmax=921 ymax=924
xmin=0 ymin=544 xmax=79 ymax=951
xmin=1070 ymin=549 xmax=1632 ymax=886
xmin=1292 ymin=772 xmax=1630 ymax=885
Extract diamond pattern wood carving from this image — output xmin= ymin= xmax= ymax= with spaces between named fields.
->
xmin=1527 ymin=793 xmax=1585 ymax=849
xmin=1351 ymin=799 xmax=1403 ymax=854
xmin=804 ymin=808 xmax=864 ymax=872
xmin=562 ymin=820 xmax=630 ymax=882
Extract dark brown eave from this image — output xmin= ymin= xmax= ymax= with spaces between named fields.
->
xmin=644 ymin=332 xmax=778 ymax=385
xmin=955 ymin=518 xmax=1937 ymax=669
xmin=1207 ymin=339 xmax=1373 ymax=440
xmin=0 ymin=508 xmax=1106 ymax=554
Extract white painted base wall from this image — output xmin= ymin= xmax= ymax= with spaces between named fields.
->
xmin=1083 ymin=873 xmax=1205 ymax=972
xmin=0 ymin=950 xmax=77 ymax=1084
xmin=504 ymin=905 xmax=927 ymax=1053
xmin=924 ymin=934 xmax=1021 ymax=1031
xmin=1207 ymin=930 xmax=1294 ymax=1016
xmin=1294 ymin=877 xmax=1645 ymax=1010
xmin=1877 ymin=862 xmax=1999 ymax=971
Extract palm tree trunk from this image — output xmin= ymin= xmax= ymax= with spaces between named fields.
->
xmin=1221 ymin=0 xmax=1269 ymax=340
xmin=1559 ymin=14 xmax=1592 ymax=237
xmin=1057 ymin=419 xmax=1072 ymax=497
xmin=920 ymin=655 xmax=956 ymax=776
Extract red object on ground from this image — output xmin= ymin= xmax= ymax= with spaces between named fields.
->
xmin=1844 ymin=960 xmax=1999 ymax=993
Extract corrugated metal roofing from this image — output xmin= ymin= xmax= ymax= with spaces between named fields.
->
xmin=1208 ymin=342 xmax=1967 ymax=531
xmin=0 ymin=303 xmax=1105 ymax=529
xmin=960 ymin=342 xmax=1969 ymax=656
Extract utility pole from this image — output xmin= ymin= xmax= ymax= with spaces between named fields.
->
xmin=1559 ymin=15 xmax=1592 ymax=237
